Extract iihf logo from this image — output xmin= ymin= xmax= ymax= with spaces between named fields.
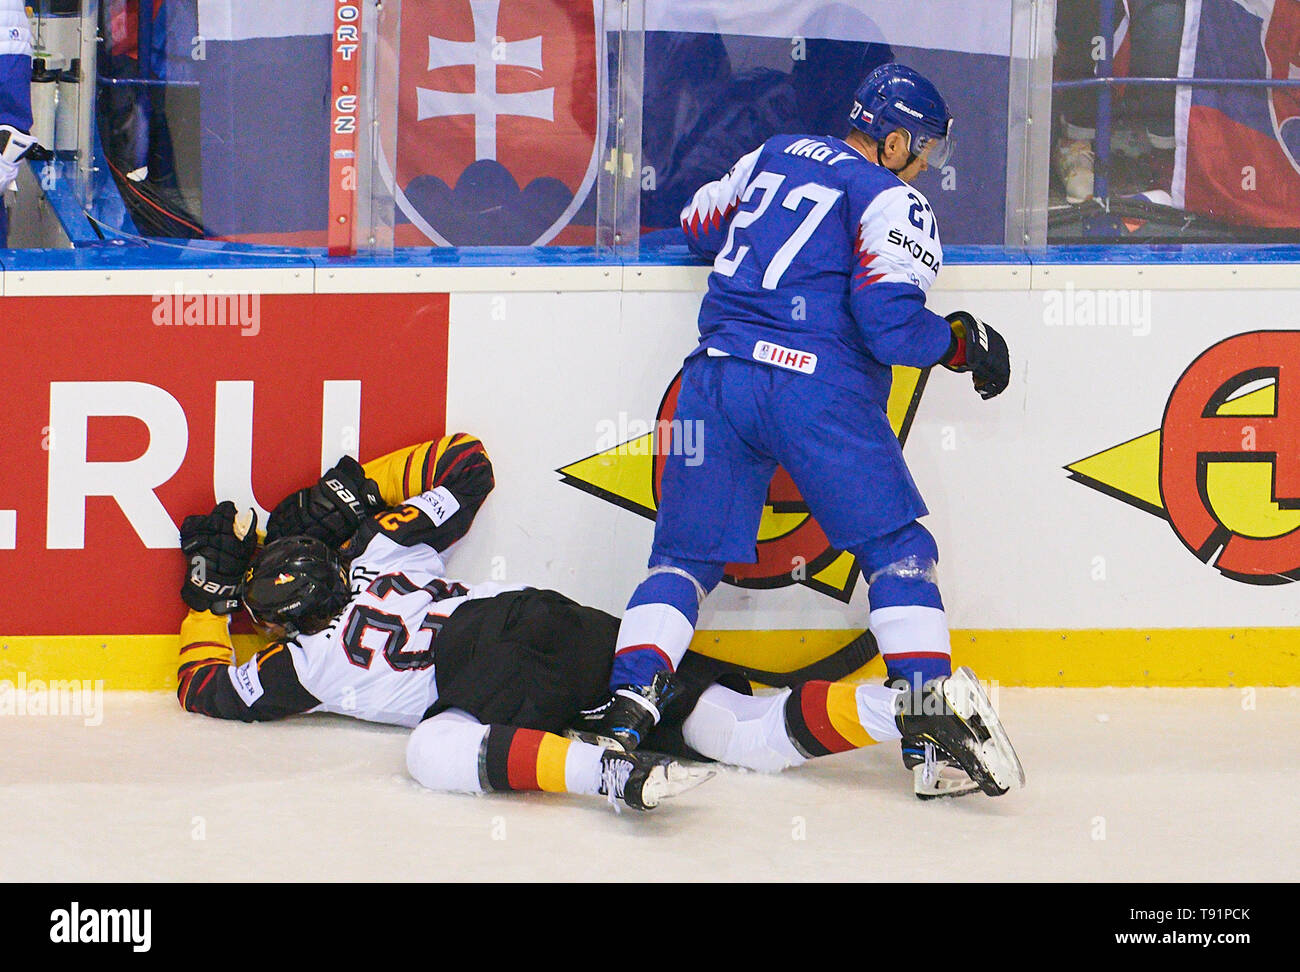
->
xmin=388 ymin=0 xmax=602 ymax=245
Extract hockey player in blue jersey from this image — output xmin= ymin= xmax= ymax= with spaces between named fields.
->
xmin=569 ymin=63 xmax=1024 ymax=800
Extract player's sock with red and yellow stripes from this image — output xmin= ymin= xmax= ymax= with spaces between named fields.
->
xmin=680 ymin=680 xmax=902 ymax=773
xmin=782 ymin=680 xmax=902 ymax=759
xmin=406 ymin=715 xmax=607 ymax=796
xmin=478 ymin=726 xmax=607 ymax=795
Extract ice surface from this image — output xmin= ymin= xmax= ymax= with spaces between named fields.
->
xmin=2 ymin=688 xmax=1296 ymax=882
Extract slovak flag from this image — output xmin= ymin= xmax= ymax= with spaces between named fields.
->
xmin=1175 ymin=0 xmax=1300 ymax=227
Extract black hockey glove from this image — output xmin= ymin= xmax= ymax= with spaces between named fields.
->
xmin=265 ymin=455 xmax=384 ymax=547
xmin=180 ymin=501 xmax=259 ymax=614
xmin=940 ymin=311 xmax=1010 ymax=400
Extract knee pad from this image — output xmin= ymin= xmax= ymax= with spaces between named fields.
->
xmin=406 ymin=713 xmax=489 ymax=794
xmin=851 ymin=521 xmax=943 ymax=611
xmin=645 ymin=554 xmax=725 ymax=597
xmin=626 ymin=555 xmax=725 ymax=625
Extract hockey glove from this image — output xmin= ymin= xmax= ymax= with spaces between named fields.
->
xmin=0 ymin=125 xmax=38 ymax=194
xmin=265 ymin=455 xmax=384 ymax=546
xmin=940 ymin=311 xmax=1010 ymax=400
xmin=180 ymin=502 xmax=259 ymax=614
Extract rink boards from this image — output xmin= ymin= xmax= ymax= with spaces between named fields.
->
xmin=1 ymin=257 xmax=1297 ymax=687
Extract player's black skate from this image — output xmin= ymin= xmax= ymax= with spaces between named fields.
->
xmin=567 ymin=670 xmax=684 ymax=752
xmin=894 ymin=667 xmax=1025 ymax=797
xmin=598 ymin=749 xmax=714 ymax=812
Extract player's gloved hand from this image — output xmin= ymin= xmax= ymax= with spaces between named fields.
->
xmin=940 ymin=311 xmax=1010 ymax=400
xmin=180 ymin=501 xmax=259 ymax=614
xmin=265 ymin=455 xmax=384 ymax=547
xmin=0 ymin=125 xmax=38 ymax=194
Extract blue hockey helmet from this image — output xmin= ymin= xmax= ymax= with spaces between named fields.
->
xmin=848 ymin=63 xmax=954 ymax=168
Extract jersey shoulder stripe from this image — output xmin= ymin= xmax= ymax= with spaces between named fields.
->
xmin=853 ymin=183 xmax=944 ymax=293
xmin=680 ymin=144 xmax=764 ymax=242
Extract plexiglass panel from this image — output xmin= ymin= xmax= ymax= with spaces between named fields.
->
xmin=635 ymin=0 xmax=1020 ymax=253
xmin=13 ymin=0 xmax=1295 ymax=258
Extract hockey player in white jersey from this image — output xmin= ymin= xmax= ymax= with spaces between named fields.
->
xmin=177 ymin=435 xmax=716 ymax=812
xmin=569 ymin=63 xmax=1025 ymax=800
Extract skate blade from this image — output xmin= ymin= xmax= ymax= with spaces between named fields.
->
xmin=942 ymin=667 xmax=1026 ymax=795
xmin=565 ymin=728 xmax=627 ymax=752
xmin=642 ymin=764 xmax=715 ymax=808
xmin=913 ymin=763 xmax=981 ymax=801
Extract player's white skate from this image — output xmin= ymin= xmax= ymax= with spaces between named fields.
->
xmin=895 ymin=667 xmax=1025 ymax=797
xmin=599 ymin=750 xmax=714 ymax=812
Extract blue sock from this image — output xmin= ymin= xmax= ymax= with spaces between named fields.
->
xmin=609 ymin=557 xmax=723 ymax=689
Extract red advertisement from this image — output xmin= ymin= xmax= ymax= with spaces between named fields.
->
xmin=0 ymin=292 xmax=449 ymax=635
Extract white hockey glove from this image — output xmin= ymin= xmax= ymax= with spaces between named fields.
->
xmin=0 ymin=125 xmax=38 ymax=194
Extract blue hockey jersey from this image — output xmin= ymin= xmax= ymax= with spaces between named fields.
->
xmin=680 ymin=133 xmax=953 ymax=405
xmin=0 ymin=0 xmax=31 ymax=133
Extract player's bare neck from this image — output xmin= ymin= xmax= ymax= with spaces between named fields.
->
xmin=845 ymin=131 xmax=875 ymax=163
xmin=845 ymin=130 xmax=921 ymax=183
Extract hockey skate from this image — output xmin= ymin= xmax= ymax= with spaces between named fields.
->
xmin=567 ymin=671 xmax=684 ymax=752
xmin=894 ymin=667 xmax=1025 ymax=797
xmin=598 ymin=749 xmax=714 ymax=812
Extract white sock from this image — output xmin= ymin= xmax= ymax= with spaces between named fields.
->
xmin=568 ymin=741 xmax=608 ymax=796
xmin=869 ymin=605 xmax=952 ymax=679
xmin=615 ymin=601 xmax=697 ymax=670
xmin=855 ymin=683 xmax=904 ymax=742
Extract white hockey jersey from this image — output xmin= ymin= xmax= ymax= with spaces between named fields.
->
xmin=282 ymin=509 xmax=521 ymax=727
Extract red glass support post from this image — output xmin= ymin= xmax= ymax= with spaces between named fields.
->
xmin=328 ymin=1 xmax=363 ymax=257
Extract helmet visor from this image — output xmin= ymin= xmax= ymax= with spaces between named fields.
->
xmin=911 ymin=130 xmax=954 ymax=169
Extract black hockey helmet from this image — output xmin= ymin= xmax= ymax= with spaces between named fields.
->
xmin=242 ymin=536 xmax=351 ymax=636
